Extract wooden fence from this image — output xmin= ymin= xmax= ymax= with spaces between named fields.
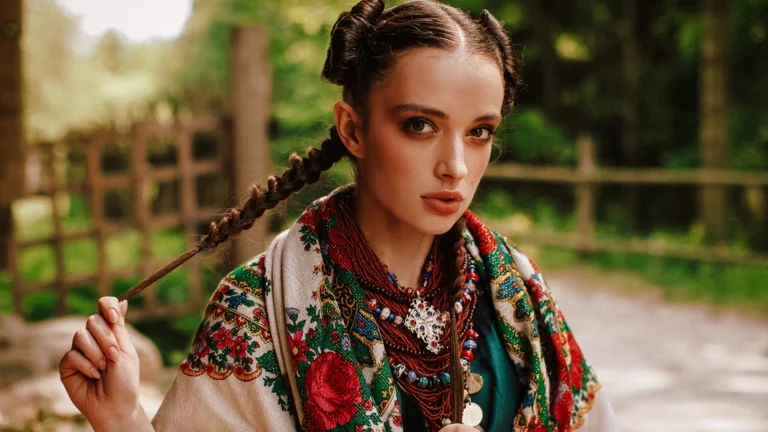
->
xmin=486 ymin=134 xmax=768 ymax=267
xmin=4 ymin=27 xmax=272 ymax=322
xmin=7 ymin=119 xmax=232 ymax=320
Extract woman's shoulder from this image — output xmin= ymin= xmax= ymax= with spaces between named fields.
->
xmin=207 ymin=252 xmax=271 ymax=315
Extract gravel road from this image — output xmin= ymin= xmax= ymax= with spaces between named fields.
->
xmin=546 ymin=267 xmax=768 ymax=432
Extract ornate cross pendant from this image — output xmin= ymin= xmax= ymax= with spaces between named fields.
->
xmin=404 ymin=297 xmax=446 ymax=354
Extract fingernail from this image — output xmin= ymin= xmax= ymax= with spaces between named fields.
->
xmin=108 ymin=309 xmax=119 ymax=323
xmin=109 ymin=347 xmax=121 ymax=363
xmin=90 ymin=368 xmax=101 ymax=379
xmin=99 ymin=359 xmax=107 ymax=370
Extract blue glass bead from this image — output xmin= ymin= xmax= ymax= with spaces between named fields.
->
xmin=373 ymin=306 xmax=382 ymax=315
xmin=422 ymin=272 xmax=431 ymax=280
xmin=439 ymin=372 xmax=451 ymax=385
xmin=407 ymin=371 xmax=417 ymax=384
xmin=387 ymin=313 xmax=396 ymax=322
xmin=417 ymin=377 xmax=429 ymax=389
xmin=389 ymin=273 xmax=397 ymax=282
xmin=463 ymin=340 xmax=477 ymax=350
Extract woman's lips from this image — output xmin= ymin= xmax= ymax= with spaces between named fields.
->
xmin=421 ymin=192 xmax=464 ymax=216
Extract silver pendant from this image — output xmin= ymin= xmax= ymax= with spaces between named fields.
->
xmin=462 ymin=402 xmax=483 ymax=427
xmin=404 ymin=297 xmax=446 ymax=354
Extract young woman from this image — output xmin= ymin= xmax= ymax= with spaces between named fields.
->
xmin=58 ymin=1 xmax=617 ymax=431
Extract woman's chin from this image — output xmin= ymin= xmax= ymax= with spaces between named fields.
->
xmin=412 ymin=214 xmax=464 ymax=236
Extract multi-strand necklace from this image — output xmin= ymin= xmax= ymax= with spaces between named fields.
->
xmin=334 ymin=201 xmax=484 ymax=430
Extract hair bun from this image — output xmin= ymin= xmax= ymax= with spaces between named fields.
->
xmin=322 ymin=0 xmax=386 ymax=86
xmin=479 ymin=9 xmax=520 ymax=113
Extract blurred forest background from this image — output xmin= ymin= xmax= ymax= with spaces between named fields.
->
xmin=2 ymin=0 xmax=767 ymax=366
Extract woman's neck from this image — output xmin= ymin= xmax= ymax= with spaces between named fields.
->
xmin=353 ymin=184 xmax=435 ymax=290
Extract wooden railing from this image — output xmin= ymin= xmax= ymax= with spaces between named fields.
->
xmin=8 ymin=118 xmax=230 ymax=320
xmin=486 ymin=135 xmax=768 ymax=267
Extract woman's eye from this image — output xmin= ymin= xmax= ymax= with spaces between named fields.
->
xmin=470 ymin=127 xmax=495 ymax=140
xmin=403 ymin=118 xmax=435 ymax=135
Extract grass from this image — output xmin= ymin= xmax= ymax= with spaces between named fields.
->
xmin=529 ymin=245 xmax=768 ymax=319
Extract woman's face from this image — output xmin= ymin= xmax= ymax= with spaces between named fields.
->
xmin=347 ymin=48 xmax=505 ymax=235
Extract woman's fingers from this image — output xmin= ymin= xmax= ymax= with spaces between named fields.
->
xmin=72 ymin=327 xmax=108 ymax=371
xmin=60 ymin=349 xmax=102 ymax=380
xmin=97 ymin=296 xmax=133 ymax=354
xmin=97 ymin=296 xmax=121 ymax=325
xmin=85 ymin=313 xmax=122 ymax=363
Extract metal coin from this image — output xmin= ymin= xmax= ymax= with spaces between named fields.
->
xmin=462 ymin=402 xmax=483 ymax=427
xmin=467 ymin=372 xmax=484 ymax=395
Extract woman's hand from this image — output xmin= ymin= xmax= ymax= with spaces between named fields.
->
xmin=58 ymin=297 xmax=149 ymax=431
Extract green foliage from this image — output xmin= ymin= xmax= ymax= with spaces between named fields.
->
xmin=501 ymin=109 xmax=575 ymax=164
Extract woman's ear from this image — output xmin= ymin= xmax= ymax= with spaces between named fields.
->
xmin=333 ymin=100 xmax=365 ymax=159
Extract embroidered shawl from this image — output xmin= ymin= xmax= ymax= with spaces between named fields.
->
xmin=151 ymin=187 xmax=615 ymax=432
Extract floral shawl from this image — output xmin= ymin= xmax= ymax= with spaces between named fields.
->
xmin=151 ymin=187 xmax=616 ymax=432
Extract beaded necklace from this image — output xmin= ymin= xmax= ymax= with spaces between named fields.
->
xmin=334 ymin=201 xmax=481 ymax=431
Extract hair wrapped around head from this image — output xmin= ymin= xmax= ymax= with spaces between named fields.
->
xmin=478 ymin=9 xmax=520 ymax=114
xmin=322 ymin=0 xmax=386 ymax=88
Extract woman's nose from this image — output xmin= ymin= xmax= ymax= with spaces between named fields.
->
xmin=435 ymin=135 xmax=468 ymax=182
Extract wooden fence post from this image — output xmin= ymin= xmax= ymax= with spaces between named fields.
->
xmin=698 ymin=0 xmax=728 ymax=247
xmin=229 ymin=27 xmax=272 ymax=265
xmin=0 ymin=0 xmax=25 ymax=270
xmin=576 ymin=134 xmax=596 ymax=257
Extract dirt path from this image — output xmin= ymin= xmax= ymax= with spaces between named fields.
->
xmin=546 ymin=266 xmax=768 ymax=432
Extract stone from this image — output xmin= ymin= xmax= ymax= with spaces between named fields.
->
xmin=0 ymin=315 xmax=163 ymax=388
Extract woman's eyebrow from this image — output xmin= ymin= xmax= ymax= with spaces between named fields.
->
xmin=475 ymin=113 xmax=502 ymax=123
xmin=392 ymin=103 xmax=448 ymax=119
xmin=392 ymin=103 xmax=502 ymax=123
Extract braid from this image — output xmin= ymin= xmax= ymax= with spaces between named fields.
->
xmin=478 ymin=10 xmax=520 ymax=115
xmin=201 ymin=126 xmax=347 ymax=249
xmin=440 ymin=216 xmax=467 ymax=304
xmin=118 ymin=127 xmax=348 ymax=302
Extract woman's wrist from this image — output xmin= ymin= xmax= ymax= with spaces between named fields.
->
xmin=94 ymin=404 xmax=153 ymax=432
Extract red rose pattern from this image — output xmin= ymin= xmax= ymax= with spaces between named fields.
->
xmin=303 ymin=352 xmax=362 ymax=432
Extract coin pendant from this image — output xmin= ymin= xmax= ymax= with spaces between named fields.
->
xmin=462 ymin=402 xmax=483 ymax=427
xmin=467 ymin=372 xmax=484 ymax=395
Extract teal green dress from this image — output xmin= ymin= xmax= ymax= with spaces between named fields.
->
xmin=395 ymin=289 xmax=523 ymax=431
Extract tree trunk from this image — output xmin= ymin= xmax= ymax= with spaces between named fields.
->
xmin=698 ymin=0 xmax=729 ymax=246
xmin=0 ymin=0 xmax=25 ymax=270
xmin=619 ymin=0 xmax=642 ymax=233
xmin=228 ymin=27 xmax=271 ymax=266
xmin=525 ymin=0 xmax=560 ymax=119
